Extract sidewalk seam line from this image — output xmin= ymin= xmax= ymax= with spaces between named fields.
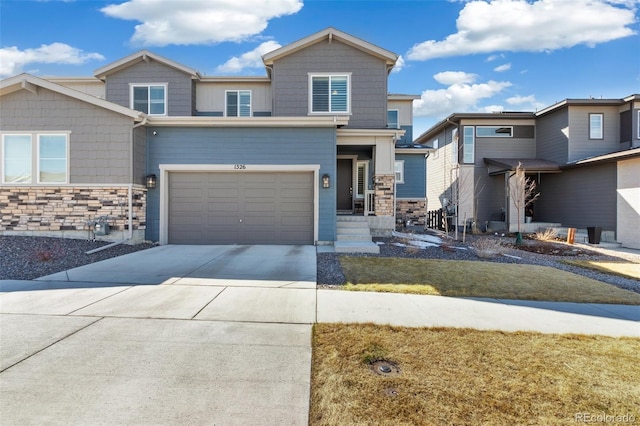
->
xmin=0 ymin=317 xmax=103 ymax=373
xmin=190 ymin=286 xmax=227 ymax=320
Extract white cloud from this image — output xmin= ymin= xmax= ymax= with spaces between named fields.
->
xmin=486 ymin=54 xmax=505 ymax=62
xmin=433 ymin=71 xmax=478 ymax=85
xmin=407 ymin=0 xmax=637 ymax=60
xmin=494 ymin=63 xmax=511 ymax=72
xmin=101 ymin=0 xmax=303 ymax=46
xmin=215 ymin=40 xmax=281 ymax=73
xmin=391 ymin=55 xmax=405 ymax=73
xmin=0 ymin=43 xmax=104 ymax=77
xmin=413 ymin=76 xmax=512 ymax=117
xmin=506 ymin=94 xmax=546 ymax=110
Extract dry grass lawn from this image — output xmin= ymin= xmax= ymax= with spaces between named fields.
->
xmin=340 ymin=257 xmax=640 ymax=305
xmin=563 ymin=260 xmax=640 ymax=280
xmin=310 ymin=324 xmax=640 ymax=426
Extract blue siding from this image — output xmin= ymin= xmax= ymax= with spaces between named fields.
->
xmin=395 ymin=125 xmax=413 ymax=146
xmin=145 ymin=127 xmax=336 ymax=242
xmin=396 ymin=153 xmax=426 ymax=198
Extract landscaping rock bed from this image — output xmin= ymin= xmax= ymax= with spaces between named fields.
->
xmin=0 ymin=236 xmax=155 ymax=281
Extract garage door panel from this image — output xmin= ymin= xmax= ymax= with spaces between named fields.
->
xmin=169 ymin=171 xmax=314 ymax=245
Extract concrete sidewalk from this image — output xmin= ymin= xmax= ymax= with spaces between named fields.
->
xmin=317 ymin=290 xmax=640 ymax=337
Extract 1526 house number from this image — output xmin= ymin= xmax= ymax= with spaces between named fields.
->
xmin=234 ymin=164 xmax=247 ymax=170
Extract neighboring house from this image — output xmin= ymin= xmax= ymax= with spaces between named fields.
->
xmin=416 ymin=95 xmax=640 ymax=249
xmin=0 ymin=28 xmax=425 ymax=252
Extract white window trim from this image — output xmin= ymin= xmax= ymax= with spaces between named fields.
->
xmin=130 ymin=83 xmax=168 ymax=116
xmin=463 ymin=126 xmax=475 ymax=164
xmin=637 ymin=110 xmax=640 ymax=139
xmin=308 ymin=73 xmax=352 ymax=115
xmin=1 ymin=131 xmax=70 ymax=185
xmin=387 ymin=109 xmax=400 ymax=129
xmin=476 ymin=126 xmax=513 ymax=138
xmin=355 ymin=161 xmax=368 ymax=198
xmin=225 ymin=90 xmax=252 ymax=117
xmin=37 ymin=133 xmax=69 ymax=184
xmin=589 ymin=113 xmax=604 ymax=140
xmin=394 ymin=160 xmax=404 ymax=184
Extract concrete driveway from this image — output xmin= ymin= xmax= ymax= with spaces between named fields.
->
xmin=0 ymin=245 xmax=316 ymax=425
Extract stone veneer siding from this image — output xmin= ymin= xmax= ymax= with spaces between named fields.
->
xmin=396 ymin=199 xmax=427 ymax=226
xmin=374 ymin=175 xmax=394 ymax=217
xmin=0 ymin=186 xmax=146 ymax=240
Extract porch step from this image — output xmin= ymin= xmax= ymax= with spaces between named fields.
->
xmin=336 ymin=216 xmax=379 ymax=254
xmin=334 ymin=241 xmax=381 ymax=254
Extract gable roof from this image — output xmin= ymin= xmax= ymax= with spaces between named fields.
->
xmin=262 ymin=27 xmax=398 ymax=68
xmin=0 ymin=73 xmax=145 ymax=121
xmin=94 ymin=50 xmax=201 ymax=81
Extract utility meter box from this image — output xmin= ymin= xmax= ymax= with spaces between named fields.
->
xmin=95 ymin=220 xmax=110 ymax=236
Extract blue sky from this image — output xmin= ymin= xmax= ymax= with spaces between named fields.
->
xmin=1 ymin=0 xmax=639 ymax=136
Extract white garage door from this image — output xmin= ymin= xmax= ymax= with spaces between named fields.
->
xmin=168 ymin=172 xmax=314 ymax=245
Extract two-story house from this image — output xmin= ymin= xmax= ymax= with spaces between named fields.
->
xmin=0 ymin=28 xmax=425 ymax=252
xmin=416 ymin=95 xmax=640 ymax=249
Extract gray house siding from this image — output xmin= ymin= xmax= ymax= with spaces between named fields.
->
xmin=271 ymin=39 xmax=388 ymax=128
xmin=535 ymin=163 xmax=617 ymax=231
xmin=145 ymin=127 xmax=336 ymax=242
xmin=132 ymin=126 xmax=147 ymax=186
xmin=105 ymin=60 xmax=194 ymax=116
xmin=475 ymin=172 xmax=506 ymax=224
xmin=0 ymin=87 xmax=133 ymax=184
xmin=568 ymin=105 xmax=620 ymax=162
xmin=475 ymin=134 xmax=536 ymax=165
xmin=396 ymin=154 xmax=425 ymax=198
xmin=536 ymin=109 xmax=569 ymax=163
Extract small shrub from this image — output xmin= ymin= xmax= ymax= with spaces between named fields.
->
xmin=534 ymin=228 xmax=558 ymax=242
xmin=471 ymin=238 xmax=506 ymax=259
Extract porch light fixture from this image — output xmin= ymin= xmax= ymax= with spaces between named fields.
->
xmin=146 ymin=174 xmax=157 ymax=189
xmin=322 ymin=174 xmax=330 ymax=188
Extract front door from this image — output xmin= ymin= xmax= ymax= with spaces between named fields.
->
xmin=336 ymin=158 xmax=353 ymax=211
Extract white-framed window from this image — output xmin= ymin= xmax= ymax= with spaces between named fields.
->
xmin=2 ymin=132 xmax=69 ymax=184
xmin=589 ymin=113 xmax=603 ymax=139
xmin=226 ymin=90 xmax=251 ymax=117
xmin=38 ymin=134 xmax=68 ymax=183
xmin=451 ymin=128 xmax=458 ymax=165
xmin=463 ymin=126 xmax=475 ymax=163
xmin=130 ymin=83 xmax=167 ymax=115
xmin=387 ymin=110 xmax=399 ymax=129
xmin=637 ymin=110 xmax=639 ymax=139
xmin=394 ymin=160 xmax=404 ymax=184
xmin=432 ymin=138 xmax=439 ymax=149
xmin=309 ymin=73 xmax=351 ymax=114
xmin=476 ymin=126 xmax=513 ymax=137
xmin=2 ymin=134 xmax=32 ymax=183
xmin=356 ymin=161 xmax=368 ymax=198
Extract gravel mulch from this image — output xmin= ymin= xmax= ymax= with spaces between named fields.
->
xmin=0 ymin=236 xmax=155 ymax=281
xmin=318 ymin=234 xmax=640 ymax=295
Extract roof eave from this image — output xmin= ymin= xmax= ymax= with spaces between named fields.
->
xmin=94 ymin=50 xmax=201 ymax=80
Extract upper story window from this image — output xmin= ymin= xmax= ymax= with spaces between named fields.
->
xmin=131 ymin=84 xmax=167 ymax=115
xmin=394 ymin=160 xmax=404 ymax=184
xmin=309 ymin=74 xmax=350 ymax=114
xmin=226 ymin=90 xmax=251 ymax=117
xmin=2 ymin=133 xmax=68 ymax=184
xmin=589 ymin=113 xmax=603 ymax=139
xmin=387 ymin=110 xmax=399 ymax=129
xmin=476 ymin=126 xmax=513 ymax=137
xmin=463 ymin=126 xmax=475 ymax=164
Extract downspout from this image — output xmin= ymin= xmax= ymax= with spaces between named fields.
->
xmin=87 ymin=115 xmax=147 ymax=255
xmin=130 ymin=116 xmax=148 ymax=240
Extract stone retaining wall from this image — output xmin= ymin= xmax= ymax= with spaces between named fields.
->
xmin=0 ymin=186 xmax=146 ymax=241
xmin=396 ymin=199 xmax=427 ymax=226
xmin=373 ymin=175 xmax=394 ymax=217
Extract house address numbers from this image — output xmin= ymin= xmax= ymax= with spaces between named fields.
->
xmin=234 ymin=164 xmax=247 ymax=170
